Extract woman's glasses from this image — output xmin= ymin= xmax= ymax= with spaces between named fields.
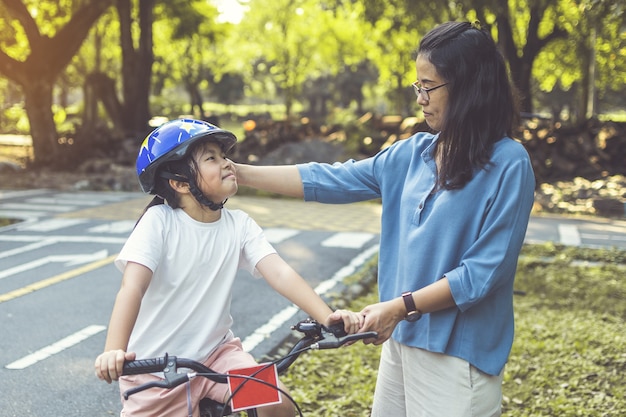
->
xmin=412 ymin=81 xmax=448 ymax=101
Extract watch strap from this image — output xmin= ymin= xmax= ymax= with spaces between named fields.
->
xmin=402 ymin=291 xmax=418 ymax=314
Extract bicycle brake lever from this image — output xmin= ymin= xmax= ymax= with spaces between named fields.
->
xmin=313 ymin=331 xmax=378 ymax=349
xmin=123 ymin=373 xmax=191 ymax=399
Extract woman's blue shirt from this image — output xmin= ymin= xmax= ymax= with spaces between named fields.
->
xmin=297 ymin=132 xmax=535 ymax=375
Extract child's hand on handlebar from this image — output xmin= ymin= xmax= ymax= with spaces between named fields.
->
xmin=95 ymin=349 xmax=137 ymax=384
xmin=325 ymin=309 xmax=364 ymax=335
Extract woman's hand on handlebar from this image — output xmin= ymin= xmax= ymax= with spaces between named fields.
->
xmin=325 ymin=309 xmax=364 ymax=335
xmin=359 ymin=300 xmax=404 ymax=345
xmin=95 ymin=349 xmax=136 ymax=384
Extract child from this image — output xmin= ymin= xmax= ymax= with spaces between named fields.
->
xmin=94 ymin=118 xmax=362 ymax=417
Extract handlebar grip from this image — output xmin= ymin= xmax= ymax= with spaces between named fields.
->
xmin=325 ymin=321 xmax=347 ymax=337
xmin=123 ymin=357 xmax=168 ymax=375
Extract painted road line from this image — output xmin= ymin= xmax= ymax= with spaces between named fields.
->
xmin=0 ymin=202 xmax=77 ymax=212
xmin=0 ymin=238 xmax=57 ymax=259
xmin=5 ymin=325 xmax=106 ymax=370
xmin=17 ymin=218 xmax=86 ymax=232
xmin=26 ymin=197 xmax=103 ymax=206
xmin=0 ymin=254 xmax=117 ymax=303
xmin=263 ymin=228 xmax=300 ymax=244
xmin=0 ymin=189 xmax=47 ymax=199
xmin=241 ymin=243 xmax=380 ymax=353
xmin=0 ymin=250 xmax=109 ymax=280
xmin=558 ymin=224 xmax=582 ymax=246
xmin=0 ymin=234 xmax=127 ymax=244
xmin=321 ymin=232 xmax=375 ymax=249
xmin=0 ymin=210 xmax=46 ymax=220
xmin=88 ymin=220 xmax=136 ymax=234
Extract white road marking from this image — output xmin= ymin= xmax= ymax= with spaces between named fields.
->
xmin=558 ymin=224 xmax=581 ymax=246
xmin=0 ymin=238 xmax=57 ymax=259
xmin=0 ymin=210 xmax=45 ymax=220
xmin=0 ymin=235 xmax=127 ymax=244
xmin=264 ymin=228 xmax=300 ymax=244
xmin=0 ymin=189 xmax=47 ymax=199
xmin=5 ymin=325 xmax=106 ymax=370
xmin=0 ymin=203 xmax=77 ymax=212
xmin=18 ymin=218 xmax=86 ymax=232
xmin=321 ymin=232 xmax=375 ymax=249
xmin=88 ymin=221 xmax=136 ymax=234
xmin=0 ymin=249 xmax=109 ymax=280
xmin=26 ymin=197 xmax=102 ymax=206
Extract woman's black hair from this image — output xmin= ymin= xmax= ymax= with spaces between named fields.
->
xmin=417 ymin=21 xmax=520 ymax=190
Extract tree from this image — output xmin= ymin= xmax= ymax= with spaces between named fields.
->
xmin=151 ymin=0 xmax=226 ymax=118
xmin=488 ymin=0 xmax=568 ymax=114
xmin=116 ymin=0 xmax=155 ymax=135
xmin=0 ymin=0 xmax=114 ymax=167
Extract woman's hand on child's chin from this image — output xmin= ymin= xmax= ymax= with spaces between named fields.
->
xmin=95 ymin=349 xmax=136 ymax=383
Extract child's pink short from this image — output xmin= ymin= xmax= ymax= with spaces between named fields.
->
xmin=118 ymin=336 xmax=259 ymax=417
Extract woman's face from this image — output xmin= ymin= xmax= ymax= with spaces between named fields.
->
xmin=415 ymin=54 xmax=449 ymax=132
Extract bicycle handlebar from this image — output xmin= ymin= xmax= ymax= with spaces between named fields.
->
xmin=121 ymin=318 xmax=377 ymax=399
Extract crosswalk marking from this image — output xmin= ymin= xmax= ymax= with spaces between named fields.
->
xmin=264 ymin=228 xmax=300 ymax=243
xmin=321 ymin=232 xmax=375 ymax=249
xmin=0 ymin=202 xmax=77 ymax=212
xmin=88 ymin=220 xmax=135 ymax=234
xmin=26 ymin=197 xmax=102 ymax=206
xmin=17 ymin=218 xmax=86 ymax=232
xmin=558 ymin=224 xmax=581 ymax=246
xmin=0 ymin=210 xmax=45 ymax=220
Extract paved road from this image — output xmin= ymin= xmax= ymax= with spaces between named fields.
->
xmin=0 ymin=189 xmax=383 ymax=417
xmin=1 ymin=189 xmax=625 ymax=417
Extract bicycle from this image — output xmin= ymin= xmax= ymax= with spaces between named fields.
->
xmin=121 ymin=318 xmax=378 ymax=417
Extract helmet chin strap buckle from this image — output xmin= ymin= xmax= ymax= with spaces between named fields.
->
xmin=189 ymin=182 xmax=224 ymax=211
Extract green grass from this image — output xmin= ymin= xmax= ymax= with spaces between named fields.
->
xmin=279 ymin=243 xmax=626 ymax=416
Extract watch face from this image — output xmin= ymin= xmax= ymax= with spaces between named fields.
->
xmin=405 ymin=311 xmax=421 ymax=322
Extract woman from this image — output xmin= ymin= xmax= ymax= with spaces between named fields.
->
xmin=235 ymin=21 xmax=535 ymax=417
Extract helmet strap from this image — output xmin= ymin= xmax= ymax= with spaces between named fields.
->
xmin=160 ymin=171 xmax=225 ymax=211
xmin=189 ymin=181 xmax=225 ymax=211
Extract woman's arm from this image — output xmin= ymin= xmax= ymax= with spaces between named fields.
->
xmin=256 ymin=253 xmax=363 ymax=333
xmin=94 ymin=262 xmax=152 ymax=383
xmin=234 ymin=163 xmax=304 ymax=198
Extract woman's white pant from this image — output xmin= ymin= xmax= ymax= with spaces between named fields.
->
xmin=371 ymin=339 xmax=503 ymax=417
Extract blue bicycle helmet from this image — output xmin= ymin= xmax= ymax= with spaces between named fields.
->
xmin=136 ymin=118 xmax=237 ymax=194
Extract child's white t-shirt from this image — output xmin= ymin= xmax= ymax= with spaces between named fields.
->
xmin=114 ymin=204 xmax=276 ymax=362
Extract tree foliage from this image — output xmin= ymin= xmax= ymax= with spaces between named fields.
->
xmin=0 ymin=0 xmax=113 ymax=166
xmin=0 ymin=0 xmax=624 ymax=166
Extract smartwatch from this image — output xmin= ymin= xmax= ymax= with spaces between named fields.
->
xmin=402 ymin=291 xmax=422 ymax=322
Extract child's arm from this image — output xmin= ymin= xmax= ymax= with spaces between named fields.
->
xmin=256 ymin=253 xmax=363 ymax=333
xmin=94 ymin=262 xmax=152 ymax=383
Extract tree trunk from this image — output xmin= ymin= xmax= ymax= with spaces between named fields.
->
xmin=495 ymin=1 xmax=567 ymax=114
xmin=22 ymin=80 xmax=57 ymax=166
xmin=117 ymin=0 xmax=154 ymax=136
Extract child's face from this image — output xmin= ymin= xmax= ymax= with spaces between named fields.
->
xmin=191 ymin=141 xmax=238 ymax=202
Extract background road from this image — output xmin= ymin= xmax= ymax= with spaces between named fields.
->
xmin=1 ymin=189 xmax=625 ymax=416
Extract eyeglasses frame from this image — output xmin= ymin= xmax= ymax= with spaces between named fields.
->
xmin=412 ymin=81 xmax=449 ymax=101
